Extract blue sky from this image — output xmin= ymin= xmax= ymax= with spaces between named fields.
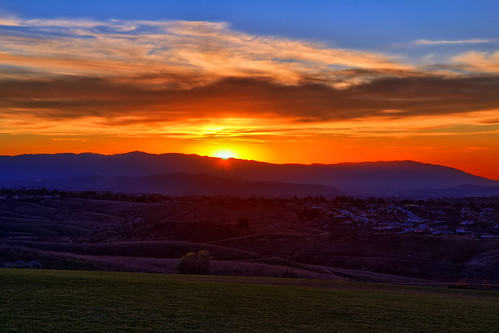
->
xmin=1 ymin=0 xmax=498 ymax=51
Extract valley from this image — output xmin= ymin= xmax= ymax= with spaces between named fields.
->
xmin=2 ymin=190 xmax=498 ymax=286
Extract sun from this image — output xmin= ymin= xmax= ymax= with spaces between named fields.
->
xmin=212 ymin=148 xmax=240 ymax=159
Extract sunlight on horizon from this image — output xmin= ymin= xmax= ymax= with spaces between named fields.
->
xmin=211 ymin=148 xmax=240 ymax=160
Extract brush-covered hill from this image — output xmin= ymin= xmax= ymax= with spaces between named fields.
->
xmin=0 ymin=173 xmax=343 ymax=198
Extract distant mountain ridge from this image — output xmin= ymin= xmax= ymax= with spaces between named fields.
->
xmin=0 ymin=152 xmax=497 ymax=196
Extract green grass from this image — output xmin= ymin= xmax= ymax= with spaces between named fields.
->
xmin=1 ymin=269 xmax=498 ymax=332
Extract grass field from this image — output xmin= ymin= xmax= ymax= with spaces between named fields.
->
xmin=1 ymin=269 xmax=498 ymax=332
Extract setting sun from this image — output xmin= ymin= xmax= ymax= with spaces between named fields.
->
xmin=212 ymin=148 xmax=240 ymax=159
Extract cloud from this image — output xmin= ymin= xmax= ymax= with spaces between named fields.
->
xmin=0 ymin=16 xmax=412 ymax=89
xmin=1 ymin=75 xmax=499 ymax=125
xmin=415 ymin=39 xmax=489 ymax=45
xmin=1 ymin=16 xmax=499 ymax=141
xmin=451 ymin=51 xmax=499 ymax=73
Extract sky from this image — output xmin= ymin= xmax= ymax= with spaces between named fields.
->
xmin=0 ymin=0 xmax=499 ymax=179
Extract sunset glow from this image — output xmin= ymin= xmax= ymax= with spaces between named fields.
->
xmin=1 ymin=1 xmax=499 ymax=179
xmin=211 ymin=148 xmax=240 ymax=160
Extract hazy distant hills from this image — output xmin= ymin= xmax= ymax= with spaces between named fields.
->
xmin=1 ymin=151 xmax=498 ymax=196
xmin=1 ymin=173 xmax=343 ymax=198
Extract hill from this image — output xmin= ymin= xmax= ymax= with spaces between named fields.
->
xmin=1 ymin=195 xmax=498 ymax=283
xmin=400 ymin=184 xmax=499 ymax=198
xmin=0 ymin=172 xmax=343 ymax=198
xmin=1 ymin=152 xmax=497 ymax=196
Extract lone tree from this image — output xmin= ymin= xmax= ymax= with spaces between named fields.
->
xmin=175 ymin=250 xmax=213 ymax=275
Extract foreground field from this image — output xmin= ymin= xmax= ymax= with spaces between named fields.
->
xmin=1 ymin=269 xmax=498 ymax=332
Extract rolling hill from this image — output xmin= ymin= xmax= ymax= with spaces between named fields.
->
xmin=0 ymin=173 xmax=343 ymax=198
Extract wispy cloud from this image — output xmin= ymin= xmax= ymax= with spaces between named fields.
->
xmin=414 ymin=39 xmax=489 ymax=45
xmin=451 ymin=51 xmax=499 ymax=73
xmin=0 ymin=17 xmax=411 ymax=89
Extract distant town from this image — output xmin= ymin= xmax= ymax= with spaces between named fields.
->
xmin=297 ymin=196 xmax=499 ymax=239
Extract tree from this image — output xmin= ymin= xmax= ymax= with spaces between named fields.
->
xmin=175 ymin=250 xmax=213 ymax=275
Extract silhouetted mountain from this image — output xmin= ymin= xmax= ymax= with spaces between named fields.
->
xmin=1 ymin=173 xmax=343 ymax=197
xmin=0 ymin=152 xmax=497 ymax=195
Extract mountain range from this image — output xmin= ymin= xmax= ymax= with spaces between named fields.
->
xmin=1 ymin=152 xmax=498 ymax=197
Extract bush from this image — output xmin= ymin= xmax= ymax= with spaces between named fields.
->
xmin=175 ymin=250 xmax=213 ymax=275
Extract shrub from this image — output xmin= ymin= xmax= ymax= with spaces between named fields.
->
xmin=175 ymin=250 xmax=213 ymax=275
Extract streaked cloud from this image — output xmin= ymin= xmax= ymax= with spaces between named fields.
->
xmin=415 ymin=39 xmax=489 ymax=45
xmin=2 ymin=74 xmax=499 ymax=123
xmin=0 ymin=17 xmax=411 ymax=89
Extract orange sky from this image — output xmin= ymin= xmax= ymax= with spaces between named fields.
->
xmin=1 ymin=17 xmax=499 ymax=180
